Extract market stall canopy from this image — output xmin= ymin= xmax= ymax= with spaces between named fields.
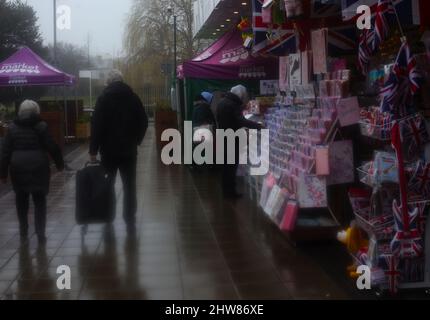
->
xmin=0 ymin=46 xmax=76 ymax=87
xmin=182 ymin=28 xmax=278 ymax=80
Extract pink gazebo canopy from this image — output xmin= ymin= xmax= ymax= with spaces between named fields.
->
xmin=0 ymin=46 xmax=75 ymax=87
xmin=182 ymin=28 xmax=278 ymax=80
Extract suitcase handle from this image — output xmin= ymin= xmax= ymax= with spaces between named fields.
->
xmin=85 ymin=161 xmax=101 ymax=167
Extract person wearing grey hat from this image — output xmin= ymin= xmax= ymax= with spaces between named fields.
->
xmin=216 ymin=85 xmax=262 ymax=199
xmin=0 ymin=100 xmax=64 ymax=245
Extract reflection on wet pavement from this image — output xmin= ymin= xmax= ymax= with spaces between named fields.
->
xmin=0 ymin=126 xmax=371 ymax=300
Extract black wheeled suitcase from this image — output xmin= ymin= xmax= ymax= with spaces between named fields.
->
xmin=76 ymin=162 xmax=115 ymax=231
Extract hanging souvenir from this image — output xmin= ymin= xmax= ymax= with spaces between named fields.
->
xmin=311 ymin=29 xmax=328 ymax=74
xmin=284 ymin=0 xmax=304 ymax=19
xmin=379 ymin=254 xmax=400 ymax=294
xmin=390 ymin=122 xmax=424 ymax=259
xmin=399 ymin=114 xmax=430 ymax=162
xmin=408 ymin=161 xmax=430 ymax=200
xmin=272 ymin=0 xmax=286 ymax=25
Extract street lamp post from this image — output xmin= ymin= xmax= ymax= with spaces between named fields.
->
xmin=53 ymin=0 xmax=57 ymax=64
xmin=167 ymin=7 xmax=177 ymax=87
xmin=173 ymin=14 xmax=177 ymax=85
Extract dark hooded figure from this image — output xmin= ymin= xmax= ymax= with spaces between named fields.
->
xmin=192 ymin=91 xmax=216 ymax=128
xmin=0 ymin=100 xmax=64 ymax=245
xmin=216 ymin=85 xmax=262 ymax=199
xmin=89 ymin=69 xmax=148 ymax=235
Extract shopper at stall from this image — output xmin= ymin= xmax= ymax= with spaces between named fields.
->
xmin=89 ymin=69 xmax=148 ymax=235
xmin=216 ymin=85 xmax=262 ymax=199
xmin=0 ymin=100 xmax=64 ymax=245
xmin=192 ymin=92 xmax=216 ymax=128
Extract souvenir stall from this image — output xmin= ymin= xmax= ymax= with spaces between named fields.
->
xmin=247 ymin=0 xmax=361 ymax=242
xmin=0 ymin=46 xmax=76 ymax=149
xmin=341 ymin=1 xmax=430 ymax=294
xmin=180 ymin=27 xmax=279 ymax=121
xmin=244 ymin=0 xmax=430 ymax=294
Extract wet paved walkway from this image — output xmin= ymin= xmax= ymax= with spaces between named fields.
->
xmin=0 ymin=126 xmax=365 ymax=300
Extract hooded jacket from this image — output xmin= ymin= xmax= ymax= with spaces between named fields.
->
xmin=89 ymin=81 xmax=148 ymax=159
xmin=216 ymin=92 xmax=261 ymax=131
xmin=192 ymin=100 xmax=216 ymax=128
xmin=0 ymin=115 xmax=64 ymax=194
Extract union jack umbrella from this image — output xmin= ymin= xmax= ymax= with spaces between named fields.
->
xmin=393 ymin=41 xmax=423 ymax=95
xmin=380 ymin=41 xmax=422 ymax=118
xmin=399 ymin=114 xmax=430 ymax=160
xmin=391 ymin=201 xmax=423 ymax=258
xmin=380 ymin=72 xmax=409 ymax=117
xmin=374 ymin=0 xmax=396 ymax=49
xmin=358 ymin=28 xmax=376 ymax=75
xmin=409 ymin=161 xmax=430 ymax=200
xmin=390 ymin=122 xmax=424 ymax=259
xmin=379 ymin=254 xmax=400 ymax=294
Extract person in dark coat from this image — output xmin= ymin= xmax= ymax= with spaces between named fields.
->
xmin=89 ymin=69 xmax=148 ymax=235
xmin=192 ymin=92 xmax=216 ymax=128
xmin=216 ymin=85 xmax=262 ymax=199
xmin=0 ymin=100 xmax=64 ymax=244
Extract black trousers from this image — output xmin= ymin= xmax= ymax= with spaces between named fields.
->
xmin=102 ymin=156 xmax=137 ymax=225
xmin=222 ymin=163 xmax=239 ymax=195
xmin=221 ymin=144 xmax=240 ymax=196
xmin=15 ymin=191 xmax=47 ymax=237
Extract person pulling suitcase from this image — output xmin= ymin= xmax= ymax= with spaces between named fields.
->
xmin=88 ymin=70 xmax=148 ymax=236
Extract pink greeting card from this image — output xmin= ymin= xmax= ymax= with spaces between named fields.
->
xmin=315 ymin=146 xmax=330 ymax=176
xmin=297 ymin=174 xmax=328 ymax=208
xmin=280 ymin=201 xmax=299 ymax=231
xmin=336 ymin=96 xmax=361 ymax=127
xmin=327 ymin=140 xmax=354 ymax=185
xmin=312 ymin=29 xmax=328 ymax=74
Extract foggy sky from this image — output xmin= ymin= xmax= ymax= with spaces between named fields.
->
xmin=24 ymin=0 xmax=133 ymax=57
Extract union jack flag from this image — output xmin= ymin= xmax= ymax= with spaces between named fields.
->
xmin=327 ymin=25 xmax=357 ymax=56
xmin=393 ymin=41 xmax=422 ymax=94
xmin=252 ymin=0 xmax=355 ymax=55
xmin=411 ymin=201 xmax=429 ymax=235
xmin=374 ymin=0 xmax=396 ymax=49
xmin=379 ymin=254 xmax=400 ymax=294
xmin=358 ymin=28 xmax=376 ymax=75
xmin=391 ymin=200 xmax=423 ymax=258
xmin=399 ymin=114 xmax=430 ymax=160
xmin=341 ymin=0 xmax=420 ymax=25
xmin=380 ymin=41 xmax=422 ymax=117
xmin=409 ymin=161 xmax=430 ymax=200
xmin=252 ymin=0 xmax=297 ymax=55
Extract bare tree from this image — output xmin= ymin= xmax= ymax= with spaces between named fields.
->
xmin=123 ymin=0 xmax=195 ymax=88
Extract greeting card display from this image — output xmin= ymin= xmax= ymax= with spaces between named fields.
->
xmin=297 ymin=174 xmax=328 ymax=208
xmin=327 ymin=140 xmax=354 ymax=186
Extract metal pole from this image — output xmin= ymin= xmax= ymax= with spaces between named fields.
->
xmin=173 ymin=15 xmax=177 ymax=86
xmin=53 ymin=0 xmax=57 ymax=64
xmin=89 ymin=73 xmax=93 ymax=108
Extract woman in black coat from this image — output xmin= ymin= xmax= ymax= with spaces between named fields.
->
xmin=0 ymin=100 xmax=64 ymax=244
